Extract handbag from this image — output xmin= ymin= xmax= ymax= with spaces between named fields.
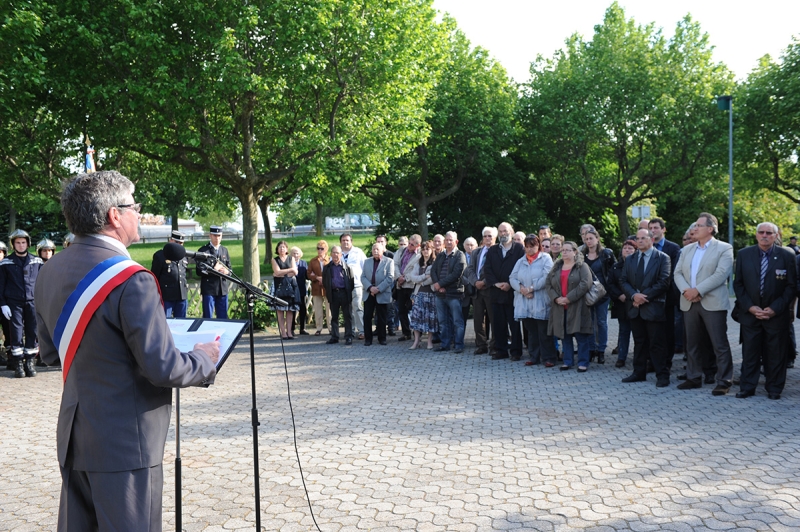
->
xmin=274 ymin=276 xmax=296 ymax=303
xmin=584 ymin=269 xmax=607 ymax=306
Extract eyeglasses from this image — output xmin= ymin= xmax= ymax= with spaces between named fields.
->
xmin=117 ymin=203 xmax=142 ymax=213
xmin=317 ymin=247 xmax=326 ymax=250
xmin=757 ymin=231 xmax=775 ymax=235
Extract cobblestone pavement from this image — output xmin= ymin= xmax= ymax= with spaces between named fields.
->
xmin=3 ymin=311 xmax=800 ymax=531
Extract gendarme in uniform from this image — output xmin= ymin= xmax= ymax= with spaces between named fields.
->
xmin=197 ymin=225 xmax=232 ymax=319
xmin=151 ymin=230 xmax=189 ymax=318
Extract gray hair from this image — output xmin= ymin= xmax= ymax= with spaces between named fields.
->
xmin=408 ymin=234 xmax=422 ymax=245
xmin=463 ymin=237 xmax=478 ymax=247
xmin=330 ymin=245 xmax=342 ymax=253
xmin=482 ymin=226 xmax=498 ymax=238
xmin=757 ymin=222 xmax=779 ymax=235
xmin=61 ymin=171 xmax=135 ymax=235
xmin=445 ymin=231 xmax=458 ymax=241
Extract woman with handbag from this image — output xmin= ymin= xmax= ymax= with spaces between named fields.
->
xmin=579 ymin=227 xmax=615 ymax=363
xmin=270 ymin=240 xmax=300 ymax=340
xmin=407 ymin=241 xmax=438 ymax=350
xmin=546 ymin=241 xmax=594 ymax=372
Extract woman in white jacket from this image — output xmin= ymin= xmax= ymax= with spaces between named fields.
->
xmin=510 ymin=234 xmax=558 ymax=366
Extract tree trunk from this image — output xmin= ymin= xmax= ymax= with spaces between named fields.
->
xmin=616 ymin=204 xmax=630 ymax=242
xmin=8 ymin=206 xmax=16 ymax=233
xmin=417 ymin=202 xmax=429 ymax=241
xmin=315 ymin=201 xmax=324 ymax=237
xmin=258 ymin=198 xmax=273 ymax=265
xmin=171 ymin=206 xmax=179 ymax=231
xmin=240 ymin=190 xmax=261 ymax=284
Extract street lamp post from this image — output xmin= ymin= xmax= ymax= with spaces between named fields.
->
xmin=717 ymin=95 xmax=733 ymax=294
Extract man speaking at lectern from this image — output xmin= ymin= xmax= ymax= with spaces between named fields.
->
xmin=34 ymin=171 xmax=219 ymax=532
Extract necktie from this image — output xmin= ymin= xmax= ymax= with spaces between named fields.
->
xmin=635 ymin=252 xmax=645 ymax=288
xmin=760 ymin=251 xmax=768 ymax=297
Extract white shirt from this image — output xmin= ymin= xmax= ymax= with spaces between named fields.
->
xmin=90 ymin=234 xmax=131 ymax=258
xmin=690 ymin=239 xmax=711 ymax=288
xmin=342 ymin=246 xmax=366 ymax=288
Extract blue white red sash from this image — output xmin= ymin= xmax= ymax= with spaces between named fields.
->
xmin=53 ymin=256 xmax=155 ymax=383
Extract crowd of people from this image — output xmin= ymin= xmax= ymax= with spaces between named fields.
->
xmin=293 ymin=214 xmax=799 ymax=399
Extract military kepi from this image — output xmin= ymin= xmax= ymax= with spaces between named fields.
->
xmin=171 ymin=230 xmax=185 ymax=243
xmin=209 ymin=226 xmax=222 ymax=235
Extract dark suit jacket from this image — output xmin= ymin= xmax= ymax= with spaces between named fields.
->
xmin=322 ymin=260 xmax=354 ymax=303
xmin=484 ymin=242 xmax=525 ymax=305
xmin=619 ymin=248 xmax=671 ymax=321
xmin=655 ymin=238 xmax=681 ymax=301
xmin=151 ymin=249 xmax=188 ymax=301
xmin=196 ymin=243 xmax=232 ymax=296
xmin=34 ymin=236 xmax=216 ymax=472
xmin=734 ymin=245 xmax=796 ymax=325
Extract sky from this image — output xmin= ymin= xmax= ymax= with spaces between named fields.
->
xmin=432 ymin=0 xmax=800 ymax=83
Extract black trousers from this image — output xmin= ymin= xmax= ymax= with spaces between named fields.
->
xmin=291 ymin=296 xmax=308 ymax=333
xmin=396 ymin=287 xmax=414 ymax=337
xmin=363 ymin=294 xmax=387 ymax=343
xmin=328 ymin=290 xmax=353 ymax=340
xmin=9 ymin=300 xmax=37 ymax=358
xmin=522 ymin=318 xmax=557 ymax=364
xmin=630 ymin=316 xmax=669 ymax=380
xmin=739 ymin=316 xmax=788 ymax=394
xmin=491 ymin=302 xmax=521 ymax=357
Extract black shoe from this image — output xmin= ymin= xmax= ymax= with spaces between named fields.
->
xmin=621 ymin=374 xmax=646 ymax=383
xmin=492 ymin=353 xmax=509 ymax=360
xmin=23 ymin=357 xmax=37 ymax=377
xmin=474 ymin=347 xmax=488 ymax=355
xmin=510 ymin=356 xmax=522 ymax=362
xmin=299 ymin=330 xmax=310 ymax=335
xmin=735 ymin=390 xmax=755 ymax=399
xmin=35 ymin=356 xmax=47 ymax=367
xmin=433 ymin=347 xmax=450 ymax=352
xmin=13 ymin=359 xmax=25 ymax=378
xmin=432 ymin=338 xmax=441 ymax=344
xmin=589 ymin=350 xmax=598 ymax=361
xmin=615 ymin=360 xmax=625 ymax=368
xmin=646 ymin=362 xmax=655 ymax=373
xmin=788 ymin=362 xmax=795 ymax=369
xmin=656 ymin=379 xmax=670 ymax=388
xmin=379 ymin=340 xmax=387 ymax=345
xmin=678 ymin=373 xmax=688 ymax=380
xmin=711 ymin=385 xmax=730 ymax=396
xmin=398 ymin=336 xmax=409 ymax=342
xmin=704 ymin=375 xmax=716 ymax=385
xmin=677 ymin=379 xmax=702 ymax=390
xmin=326 ymin=338 xmax=339 ymax=344
xmin=732 ymin=377 xmax=740 ymax=386
xmin=597 ymin=354 xmax=605 ymax=364
xmin=768 ymin=393 xmax=781 ymax=400
xmin=345 ymin=338 xmax=352 ymax=346
xmin=388 ymin=330 xmax=396 ymax=337
xmin=364 ymin=341 xmax=372 ymax=346
xmin=454 ymin=349 xmax=464 ymax=354
xmin=559 ymin=365 xmax=572 ymax=371
xmin=611 ymin=346 xmax=619 ymax=355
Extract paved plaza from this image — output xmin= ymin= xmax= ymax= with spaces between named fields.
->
xmin=3 ymin=311 xmax=800 ymax=531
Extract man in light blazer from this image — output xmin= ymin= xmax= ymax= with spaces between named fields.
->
xmin=619 ymin=229 xmax=672 ymax=387
xmin=733 ymin=222 xmax=796 ymax=399
xmin=673 ymin=212 xmax=735 ymax=395
xmin=361 ymin=243 xmax=395 ymax=346
xmin=34 ymin=171 xmax=219 ymax=531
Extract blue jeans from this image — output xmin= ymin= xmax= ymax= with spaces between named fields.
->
xmin=616 ymin=317 xmax=632 ymax=362
xmin=202 ymin=295 xmax=228 ymax=319
xmin=563 ymin=332 xmax=592 ymax=367
xmin=435 ymin=296 xmax=466 ymax=350
xmin=589 ymin=298 xmax=610 ymax=353
xmin=164 ymin=300 xmax=188 ymax=318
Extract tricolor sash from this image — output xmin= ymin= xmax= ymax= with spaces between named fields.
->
xmin=53 ymin=256 xmax=154 ymax=383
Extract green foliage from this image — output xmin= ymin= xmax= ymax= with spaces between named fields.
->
xmin=366 ymin=21 xmax=522 ymax=240
xmin=518 ymin=2 xmax=735 ymax=242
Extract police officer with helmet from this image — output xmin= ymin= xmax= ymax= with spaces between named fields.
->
xmin=37 ymin=238 xmax=56 ymax=262
xmin=0 ymin=229 xmax=44 ymax=377
xmin=0 ymin=240 xmax=9 ymax=369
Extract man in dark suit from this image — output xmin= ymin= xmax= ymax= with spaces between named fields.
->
xmin=619 ymin=229 xmax=672 ymax=387
xmin=197 ymin=225 xmax=232 ymax=319
xmin=733 ymin=222 xmax=796 ymax=400
xmin=34 ymin=171 xmax=219 ymax=531
xmin=484 ymin=222 xmax=525 ymax=360
xmin=649 ymin=218 xmax=681 ymax=367
xmin=464 ymin=226 xmax=497 ymax=355
xmin=151 ymin=230 xmax=189 ymax=318
xmin=323 ymin=245 xmax=355 ymax=346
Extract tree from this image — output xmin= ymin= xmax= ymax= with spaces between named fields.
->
xmin=518 ymin=2 xmax=735 ymax=240
xmin=364 ymin=22 xmax=518 ymax=241
xmin=46 ymin=0 xmax=445 ymax=284
xmin=737 ymin=39 xmax=800 ymax=205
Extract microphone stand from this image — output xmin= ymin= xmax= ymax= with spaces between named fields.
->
xmin=195 ymin=260 xmax=286 ymax=532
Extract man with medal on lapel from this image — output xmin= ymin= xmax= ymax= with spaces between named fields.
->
xmin=151 ymin=230 xmax=189 ymax=318
xmin=34 ymin=171 xmax=219 ymax=531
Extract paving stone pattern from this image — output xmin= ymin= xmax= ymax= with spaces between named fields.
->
xmin=3 ymin=313 xmax=800 ymax=531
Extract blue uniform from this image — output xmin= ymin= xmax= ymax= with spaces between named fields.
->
xmin=0 ymin=253 xmax=44 ymax=359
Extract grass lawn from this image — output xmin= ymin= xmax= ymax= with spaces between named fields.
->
xmin=128 ymin=234 xmax=375 ymax=278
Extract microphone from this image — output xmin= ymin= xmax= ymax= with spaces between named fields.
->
xmin=163 ymin=242 xmax=215 ymax=262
